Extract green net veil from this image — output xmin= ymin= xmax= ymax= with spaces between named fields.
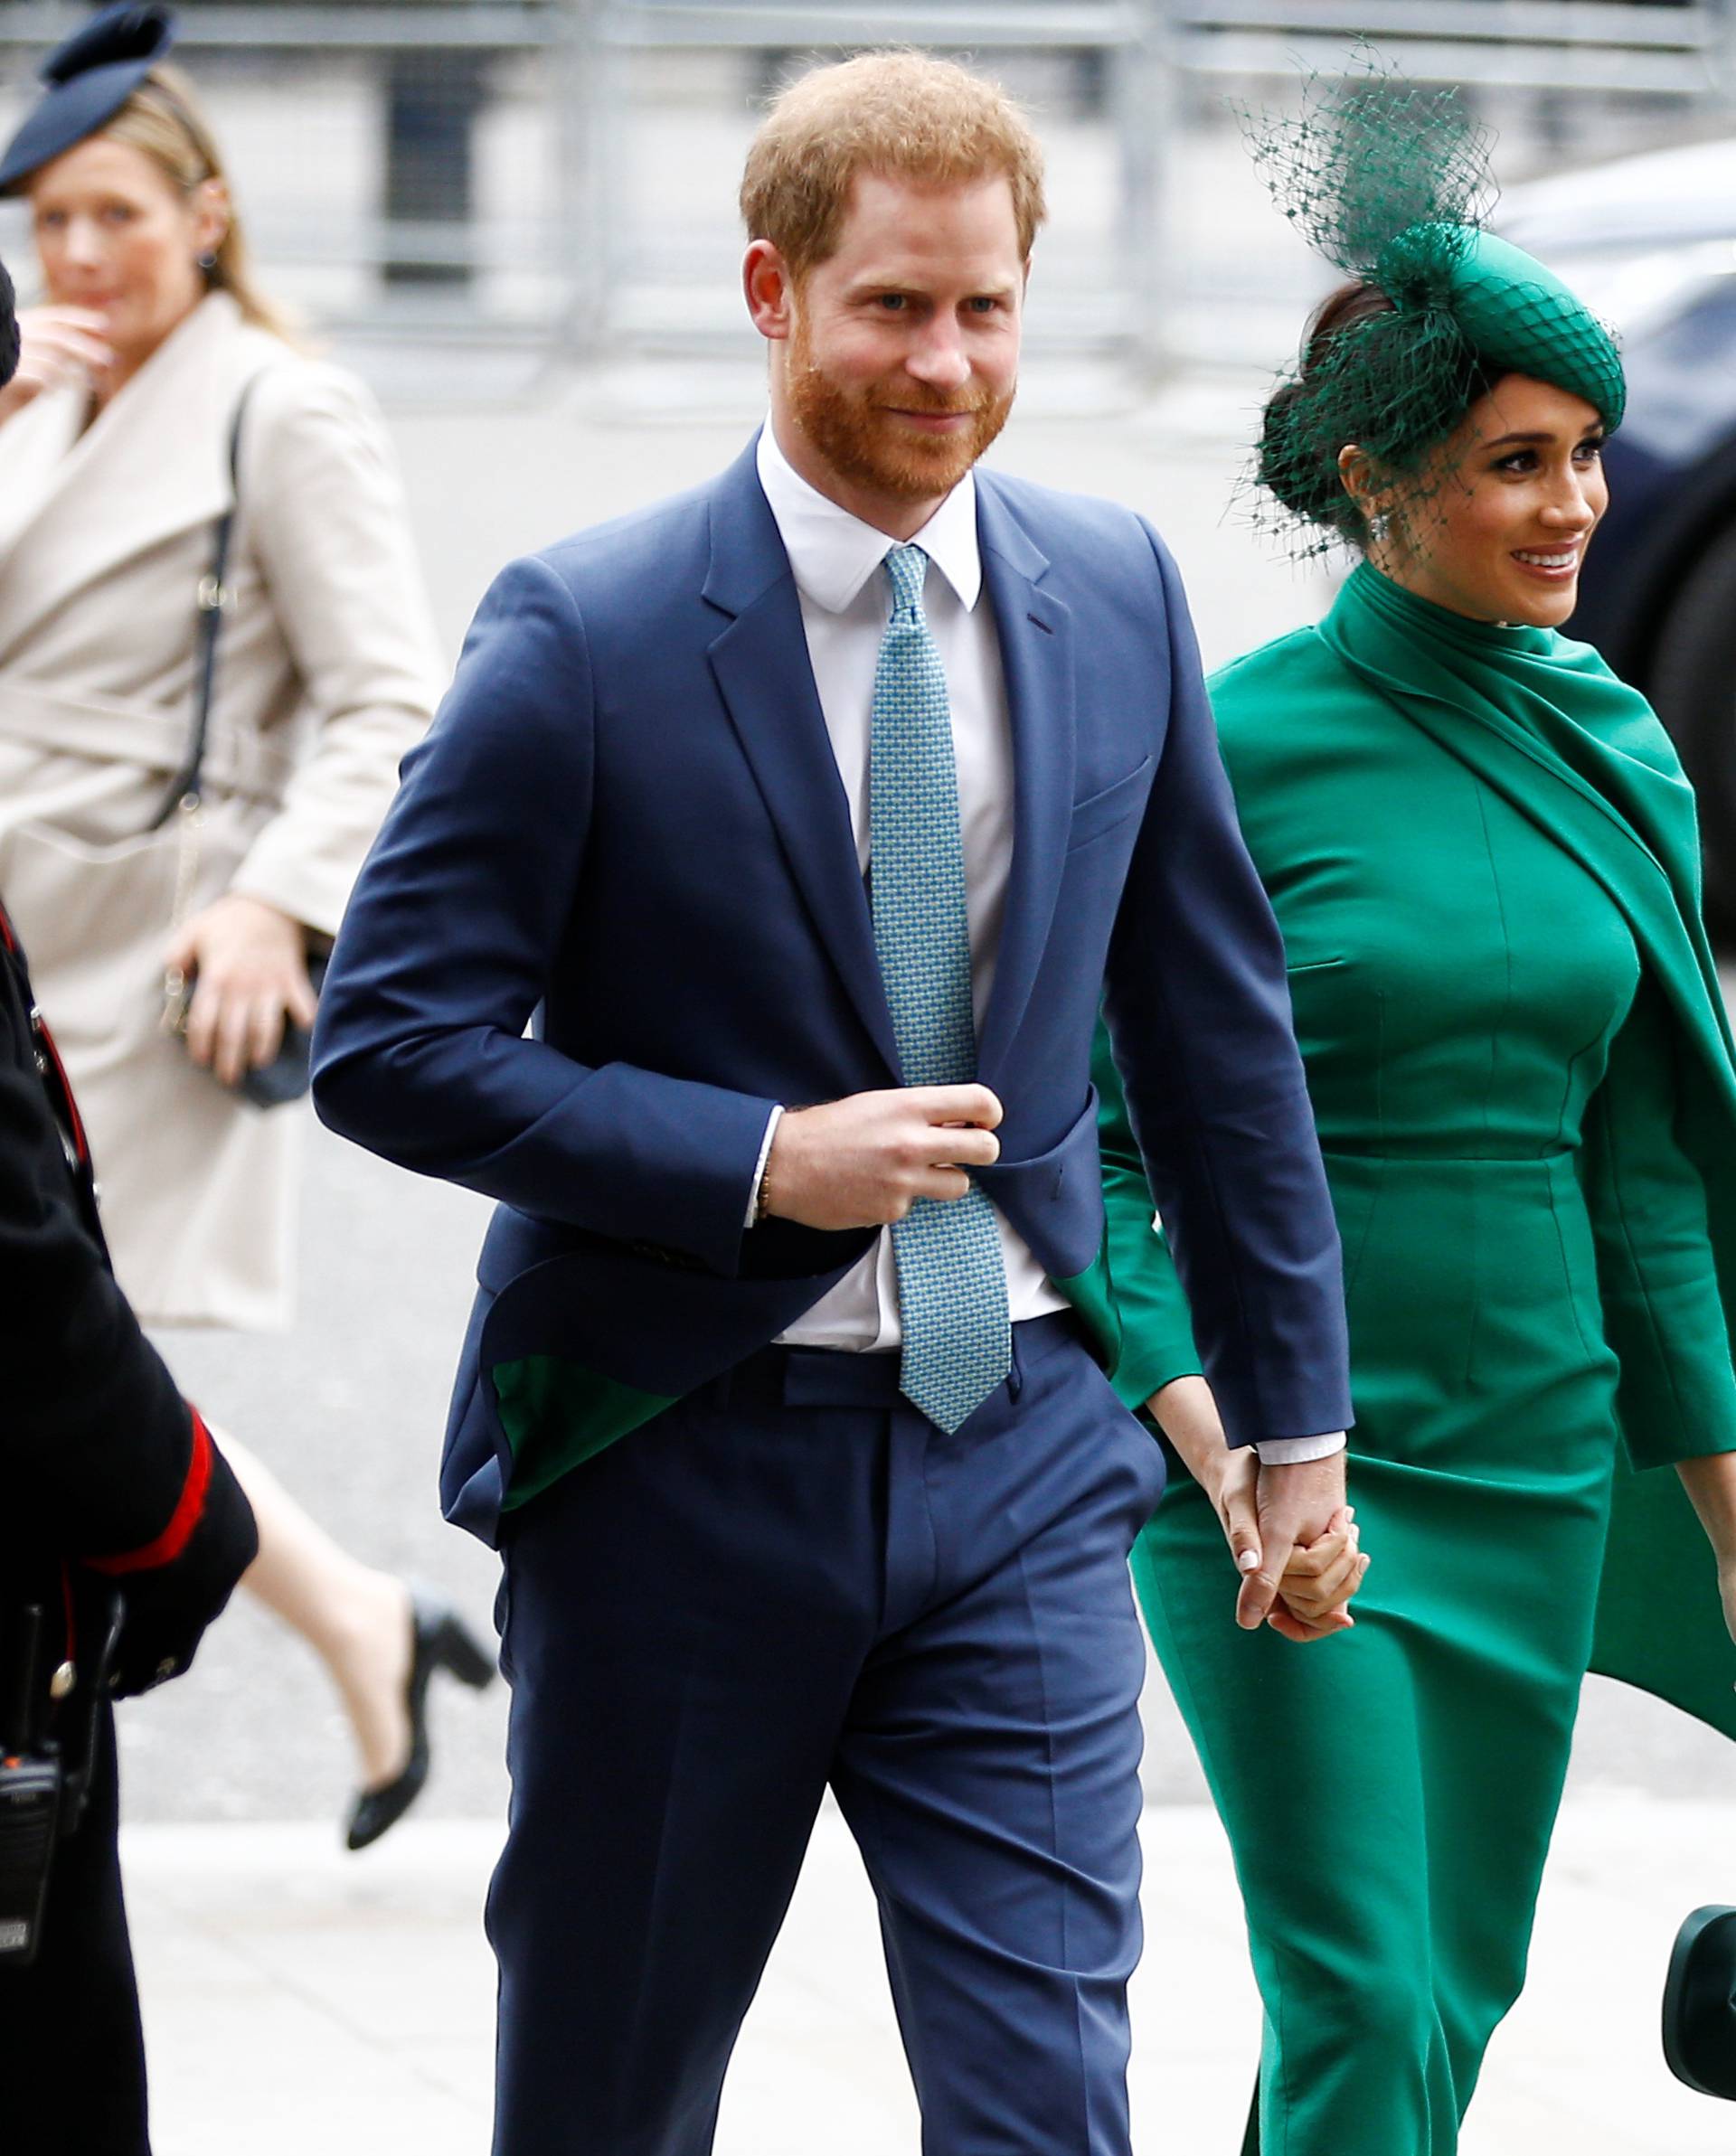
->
xmin=1243 ymin=61 xmax=1626 ymax=555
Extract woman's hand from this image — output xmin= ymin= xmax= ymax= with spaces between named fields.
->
xmin=0 ymin=306 xmax=113 ymax=423
xmin=1146 ymin=1374 xmax=1369 ymax=1643
xmin=165 ymin=892 xmax=317 ymax=1089
xmin=1270 ymin=1504 xmax=1368 ymax=1641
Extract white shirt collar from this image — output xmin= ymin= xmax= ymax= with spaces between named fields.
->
xmin=755 ymin=419 xmax=983 ymax=616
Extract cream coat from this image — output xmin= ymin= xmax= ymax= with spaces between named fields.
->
xmin=0 ymin=292 xmax=443 ymax=1327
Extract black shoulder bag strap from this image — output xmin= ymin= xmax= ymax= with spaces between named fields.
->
xmin=147 ymin=377 xmax=260 ymax=832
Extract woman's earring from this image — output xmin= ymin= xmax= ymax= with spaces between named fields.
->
xmin=1367 ymin=509 xmax=1391 ymax=545
xmin=196 ymin=249 xmax=218 ymax=273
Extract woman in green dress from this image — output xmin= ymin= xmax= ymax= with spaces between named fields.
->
xmin=1106 ymin=79 xmax=1736 ymax=2156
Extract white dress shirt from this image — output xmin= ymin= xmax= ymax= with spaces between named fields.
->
xmin=750 ymin=424 xmax=1344 ymax=1465
xmin=755 ymin=422 xmax=1070 ymax=1351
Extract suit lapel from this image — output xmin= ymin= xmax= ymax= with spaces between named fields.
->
xmin=0 ymin=295 xmax=258 ymax=664
xmin=974 ymin=476 xmax=1075 ymax=1085
xmin=703 ymin=443 xmax=901 ymax=1077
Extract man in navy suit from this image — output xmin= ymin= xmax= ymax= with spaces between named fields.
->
xmin=314 ymin=50 xmax=1352 ymax=2156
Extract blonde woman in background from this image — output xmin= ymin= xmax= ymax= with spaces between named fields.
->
xmin=0 ymin=5 xmax=492 ymax=1849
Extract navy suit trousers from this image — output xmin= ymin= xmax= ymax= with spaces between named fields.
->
xmin=487 ymin=1314 xmax=1168 ymax=2155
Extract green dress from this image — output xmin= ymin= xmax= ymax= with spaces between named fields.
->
xmin=1115 ymin=562 xmax=1736 ymax=2156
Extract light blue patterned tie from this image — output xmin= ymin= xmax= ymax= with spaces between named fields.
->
xmin=870 ymin=543 xmax=1011 ymax=1433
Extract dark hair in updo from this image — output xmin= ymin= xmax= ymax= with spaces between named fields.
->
xmin=1260 ymin=278 xmax=1501 ymax=548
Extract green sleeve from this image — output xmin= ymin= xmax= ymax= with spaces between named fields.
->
xmin=1582 ymin=971 xmax=1736 ymax=1470
xmin=1090 ymin=1014 xmax=1203 ymax=1410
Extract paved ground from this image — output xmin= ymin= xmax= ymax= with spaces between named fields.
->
xmin=126 ymin=1795 xmax=1736 ymax=2155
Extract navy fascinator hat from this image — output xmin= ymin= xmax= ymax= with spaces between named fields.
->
xmin=0 ymin=5 xmax=177 ymax=195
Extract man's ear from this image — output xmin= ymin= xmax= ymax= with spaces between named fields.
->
xmin=743 ymin=240 xmax=795 ymax=343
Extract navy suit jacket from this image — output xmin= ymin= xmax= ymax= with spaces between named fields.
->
xmin=313 ymin=437 xmax=1351 ymax=1541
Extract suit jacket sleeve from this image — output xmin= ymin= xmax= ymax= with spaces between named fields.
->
xmin=1 ymin=933 xmax=256 ymax=1672
xmin=227 ymin=363 xmax=445 ymax=939
xmin=1099 ymin=528 xmax=1351 ymax=1446
xmin=311 ymin=554 xmax=779 ymax=1277
xmin=1581 ymin=969 xmax=1736 ymax=1470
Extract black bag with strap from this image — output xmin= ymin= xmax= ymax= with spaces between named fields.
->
xmin=155 ymin=380 xmax=326 ymax=1109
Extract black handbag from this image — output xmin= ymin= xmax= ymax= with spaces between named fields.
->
xmin=155 ymin=381 xmax=322 ymax=1110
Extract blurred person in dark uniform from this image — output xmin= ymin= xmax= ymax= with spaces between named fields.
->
xmin=0 ymin=876 xmax=256 ymax=2139
xmin=0 ymin=241 xmax=258 ymax=2156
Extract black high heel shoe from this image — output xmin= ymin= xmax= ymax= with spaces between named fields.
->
xmin=344 ymin=1586 xmax=496 ymax=1852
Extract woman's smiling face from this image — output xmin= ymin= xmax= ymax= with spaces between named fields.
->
xmin=1345 ymin=372 xmax=1609 ymax=628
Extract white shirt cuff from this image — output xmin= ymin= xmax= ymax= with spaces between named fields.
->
xmin=1253 ymin=1430 xmax=1347 ymax=1465
xmin=743 ymin=1106 xmax=784 ymax=1227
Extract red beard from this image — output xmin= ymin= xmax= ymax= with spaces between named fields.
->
xmin=786 ymin=315 xmax=1014 ymax=503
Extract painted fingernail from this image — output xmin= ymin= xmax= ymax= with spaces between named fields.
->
xmin=1238 ymin=1550 xmax=1260 ymax=1572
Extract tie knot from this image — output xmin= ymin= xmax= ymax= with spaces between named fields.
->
xmin=883 ymin=543 xmax=929 ymax=620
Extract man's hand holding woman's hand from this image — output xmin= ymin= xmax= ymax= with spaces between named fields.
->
xmin=1147 ymin=1375 xmax=1369 ymax=1643
xmin=1241 ymin=1451 xmax=1363 ymax=1637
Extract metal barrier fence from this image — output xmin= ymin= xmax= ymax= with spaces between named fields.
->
xmin=1177 ymin=2 xmax=1734 ymax=97
xmin=0 ymin=1 xmax=1729 ymax=367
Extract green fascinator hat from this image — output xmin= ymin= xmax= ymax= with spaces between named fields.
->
xmin=1250 ymin=63 xmax=1625 ymax=551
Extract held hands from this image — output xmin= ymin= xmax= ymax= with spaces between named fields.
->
xmin=1147 ymin=1375 xmax=1368 ymax=1643
xmin=761 ymin=1084 xmax=1002 ymax=1230
xmin=164 ymin=893 xmax=318 ymax=1090
xmin=1227 ymin=1451 xmax=1364 ymax=1641
xmin=0 ymin=306 xmax=113 ymax=423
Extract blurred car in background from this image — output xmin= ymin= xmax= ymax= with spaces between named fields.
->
xmin=1501 ymin=141 xmax=1736 ymax=933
